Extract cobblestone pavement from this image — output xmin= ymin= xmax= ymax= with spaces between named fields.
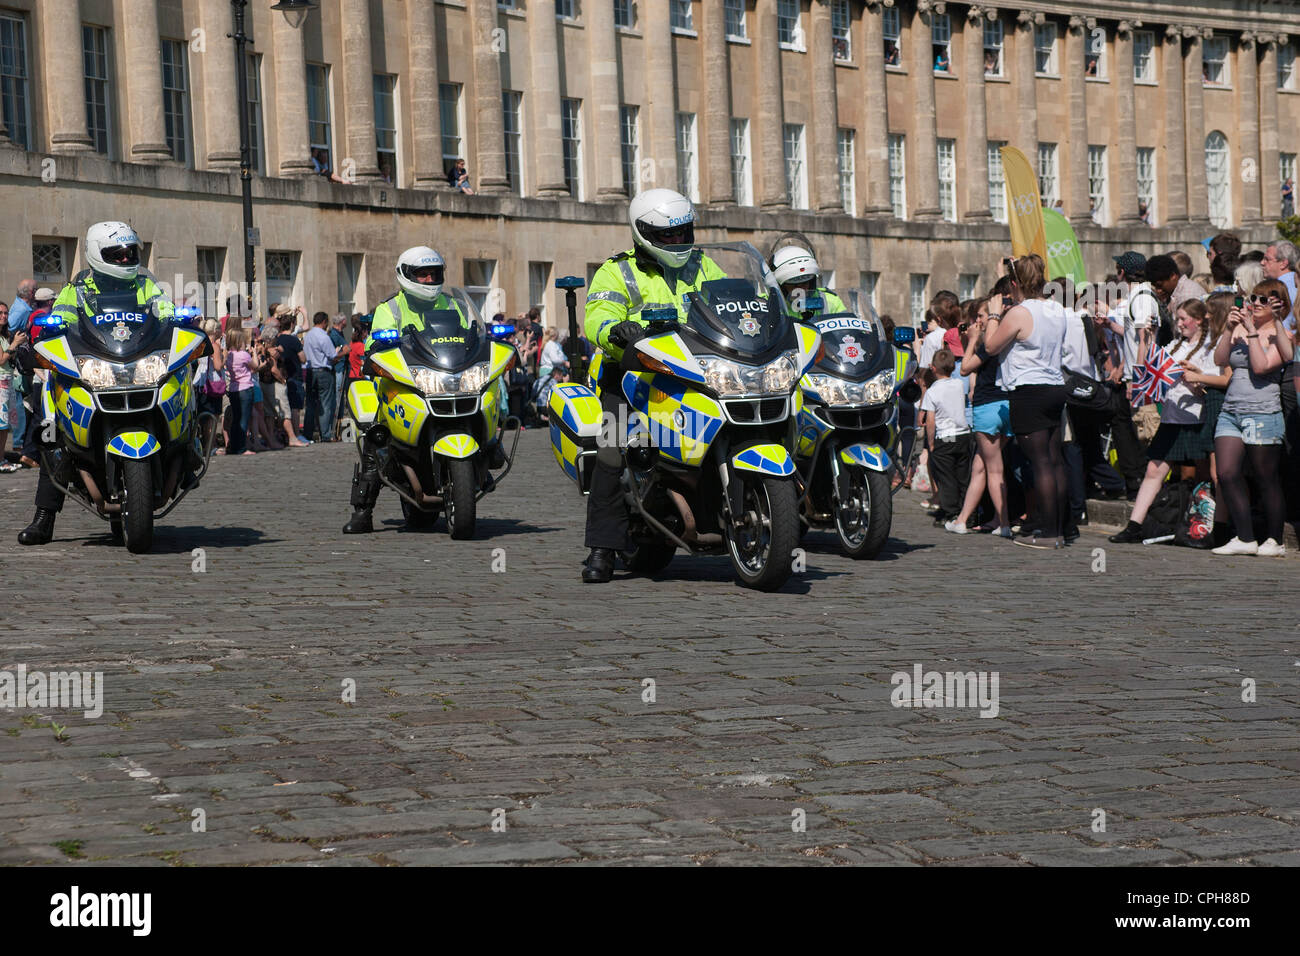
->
xmin=1 ymin=432 xmax=1296 ymax=867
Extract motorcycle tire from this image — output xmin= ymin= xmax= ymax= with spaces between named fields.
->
xmin=444 ymin=457 xmax=477 ymax=540
xmin=726 ymin=475 xmax=798 ymax=592
xmin=121 ymin=458 xmax=154 ymax=554
xmin=836 ymin=466 xmax=891 ymax=559
xmin=401 ymin=499 xmax=440 ymax=530
xmin=625 ymin=538 xmax=675 ymax=575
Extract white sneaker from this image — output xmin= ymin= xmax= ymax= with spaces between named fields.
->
xmin=944 ymin=520 xmax=969 ymax=534
xmin=1212 ymin=537 xmax=1259 ymax=556
xmin=993 ymin=526 xmax=1014 ymax=539
xmin=1257 ymin=538 xmax=1287 ymax=557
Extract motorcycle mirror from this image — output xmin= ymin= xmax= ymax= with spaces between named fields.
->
xmin=893 ymin=326 xmax=916 ymax=346
xmin=641 ymin=308 xmax=678 ymax=324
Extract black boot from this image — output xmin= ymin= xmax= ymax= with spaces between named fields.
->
xmin=1108 ymin=520 xmax=1145 ymax=544
xmin=18 ymin=509 xmax=56 ymax=546
xmin=582 ymin=547 xmax=616 ymax=583
xmin=342 ymin=457 xmax=381 ymax=534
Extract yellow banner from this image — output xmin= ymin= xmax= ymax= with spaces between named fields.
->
xmin=999 ymin=146 xmax=1047 ymax=261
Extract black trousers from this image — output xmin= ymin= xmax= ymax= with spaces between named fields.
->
xmin=584 ymin=380 xmax=629 ymax=551
xmin=1067 ymin=403 xmax=1127 ymax=494
xmin=929 ymin=434 xmax=973 ymax=516
xmin=1107 ymin=386 xmax=1145 ymax=492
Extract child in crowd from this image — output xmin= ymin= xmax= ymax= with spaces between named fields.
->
xmin=920 ymin=349 xmax=972 ymax=522
xmin=223 ymin=328 xmax=261 ymax=457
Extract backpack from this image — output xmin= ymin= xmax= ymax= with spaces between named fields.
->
xmin=1140 ymin=479 xmax=1193 ymax=539
xmin=1174 ymin=480 xmax=1217 ymax=549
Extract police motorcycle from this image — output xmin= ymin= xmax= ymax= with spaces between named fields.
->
xmin=31 ymin=298 xmax=213 ymax=553
xmin=344 ymin=287 xmax=519 ymax=538
xmin=549 ymin=243 xmax=822 ymax=591
xmin=793 ymin=289 xmax=920 ymax=558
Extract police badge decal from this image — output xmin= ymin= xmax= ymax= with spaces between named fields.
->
xmin=111 ymin=322 xmax=132 ymax=342
xmin=837 ymin=334 xmax=864 ymax=365
xmin=738 ymin=311 xmax=760 ymax=337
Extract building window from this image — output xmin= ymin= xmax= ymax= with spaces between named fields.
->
xmin=1203 ymin=36 xmax=1228 ymax=86
xmin=1137 ymin=146 xmax=1156 ymax=225
xmin=837 ymin=128 xmax=856 ymax=215
xmin=860 ymin=271 xmax=879 ymax=310
xmin=1206 ymin=131 xmax=1231 ymax=227
xmin=888 ymin=133 xmax=906 ymax=219
xmin=883 ymin=6 xmax=901 ymax=68
xmin=1133 ymin=31 xmax=1155 ymax=83
xmin=464 ymin=259 xmax=497 ymax=315
xmin=725 ymin=0 xmax=746 ymax=39
xmin=932 ymin=13 xmax=951 ymax=74
xmin=1085 ymin=26 xmax=1105 ymax=78
xmin=1281 ymin=153 xmax=1296 ymax=215
xmin=1034 ymin=22 xmax=1057 ymax=76
xmin=731 ymin=118 xmax=752 ymax=206
xmin=197 ymin=247 xmax=225 ymax=314
xmin=1088 ymin=145 xmax=1108 ymax=224
xmin=561 ymin=98 xmax=582 ymax=199
xmin=32 ymin=240 xmax=67 ymax=283
xmin=988 ymin=141 xmax=1007 ymax=223
xmin=620 ymin=105 xmax=640 ymax=197
xmin=0 ymin=15 xmax=30 ymax=150
xmin=337 ymin=253 xmax=361 ymax=315
xmin=784 ymin=122 xmax=807 ymax=209
xmin=983 ymin=18 xmax=1003 ymax=77
xmin=502 ymin=90 xmax=523 ymax=195
xmin=778 ymin=0 xmax=803 ymax=50
xmin=246 ymin=54 xmax=265 ymax=174
xmin=832 ymin=0 xmax=851 ymax=61
xmin=937 ymin=138 xmax=956 ymax=222
xmin=909 ymin=274 xmax=928 ymax=327
xmin=676 ymin=111 xmax=698 ymax=202
xmin=439 ymin=82 xmax=462 ymax=176
xmin=160 ymin=39 xmax=191 ymax=165
xmin=555 ymin=0 xmax=576 ymax=19
xmin=265 ymin=250 xmax=299 ymax=307
xmin=671 ymin=0 xmax=693 ymax=31
xmin=959 ymin=274 xmax=980 ymax=300
xmin=83 ymin=25 xmax=112 ymax=156
xmin=528 ymin=261 xmax=552 ymax=324
xmin=307 ymin=63 xmax=333 ymax=172
xmin=499 ymin=0 xmax=518 ymax=9
xmin=1037 ymin=143 xmax=1059 ymax=209
xmin=1280 ymin=43 xmax=1296 ymax=90
xmin=614 ymin=0 xmax=634 ymax=29
xmin=374 ymin=73 xmax=397 ymax=185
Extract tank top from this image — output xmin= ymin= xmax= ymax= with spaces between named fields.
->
xmin=971 ymin=344 xmax=1008 ymax=405
xmin=1222 ymin=337 xmax=1282 ymax=413
xmin=1000 ymin=299 xmax=1067 ymax=389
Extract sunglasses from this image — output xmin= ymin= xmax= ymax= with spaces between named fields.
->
xmin=1247 ymin=294 xmax=1280 ymax=306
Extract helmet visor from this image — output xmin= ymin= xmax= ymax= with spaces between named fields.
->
xmin=639 ymin=220 xmax=695 ymax=250
xmin=102 ymin=244 xmax=140 ymax=267
xmin=404 ymin=264 xmax=445 ymax=286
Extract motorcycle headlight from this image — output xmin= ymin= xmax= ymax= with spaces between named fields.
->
xmin=76 ymin=357 xmax=117 ymax=389
xmin=863 ymin=367 xmax=896 ymax=404
xmin=698 ymin=351 xmax=799 ymax=398
xmin=131 ymin=351 xmax=171 ymax=386
xmin=458 ymin=361 xmax=490 ymax=393
xmin=763 ymin=352 xmax=798 ymax=393
xmin=802 ymin=372 xmax=849 ymax=406
xmin=412 ymin=366 xmax=458 ymax=395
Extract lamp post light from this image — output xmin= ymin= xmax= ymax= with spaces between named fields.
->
xmin=230 ymin=0 xmax=316 ymax=317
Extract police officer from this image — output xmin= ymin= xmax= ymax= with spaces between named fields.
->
xmin=342 ymin=245 xmax=467 ymax=533
xmin=771 ymin=245 xmax=846 ymax=318
xmin=17 ymin=222 xmax=174 ymax=546
xmin=581 ymin=188 xmax=726 ymax=583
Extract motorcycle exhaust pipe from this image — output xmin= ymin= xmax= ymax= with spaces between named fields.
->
xmin=77 ymin=468 xmax=111 ymax=511
xmin=401 ymin=463 xmax=444 ymax=507
xmin=666 ymin=488 xmax=723 ymax=547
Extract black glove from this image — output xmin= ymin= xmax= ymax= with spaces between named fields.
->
xmin=607 ymin=320 xmax=647 ymax=350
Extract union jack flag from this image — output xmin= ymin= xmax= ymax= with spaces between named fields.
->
xmin=1131 ymin=342 xmax=1184 ymax=407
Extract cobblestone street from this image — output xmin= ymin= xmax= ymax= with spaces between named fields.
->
xmin=0 ymin=431 xmax=1296 ymax=867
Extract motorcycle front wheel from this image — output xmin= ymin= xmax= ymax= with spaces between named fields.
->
xmin=120 ymin=458 xmax=154 ymax=554
xmin=444 ymin=457 xmax=477 ymax=540
xmin=726 ymin=475 xmax=798 ymax=591
xmin=835 ymin=466 xmax=891 ymax=559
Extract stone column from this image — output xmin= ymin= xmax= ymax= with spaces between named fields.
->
xmin=1013 ymin=11 xmax=1038 ymax=165
xmin=120 ymin=0 xmax=173 ymax=162
xmin=271 ymin=15 xmax=314 ymax=177
xmin=39 ymin=0 xmax=94 ymax=153
xmin=586 ymin=0 xmax=624 ymax=199
xmin=1259 ymin=35 xmax=1282 ymax=223
xmin=644 ymin=0 xmax=677 ymax=190
xmin=962 ymin=4 xmax=992 ymax=221
xmin=468 ymin=0 xmax=509 ymax=193
xmin=861 ymin=2 xmax=892 ymax=215
xmin=1183 ymin=28 xmax=1207 ymax=222
xmin=755 ymin=0 xmax=788 ymax=208
xmin=809 ymin=0 xmax=843 ymax=211
xmin=701 ymin=0 xmax=735 ymax=204
xmin=406 ymin=0 xmax=445 ymax=188
xmin=910 ymin=1 xmax=941 ymax=220
xmin=528 ymin=0 xmax=568 ymax=196
xmin=1064 ymin=16 xmax=1091 ymax=224
xmin=1162 ymin=26 xmax=1188 ymax=223
xmin=1112 ymin=22 xmax=1141 ymax=223
xmin=1236 ymin=33 xmax=1262 ymax=223
xmin=339 ymin=0 xmax=382 ymax=182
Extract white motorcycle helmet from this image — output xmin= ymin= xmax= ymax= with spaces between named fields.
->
xmin=629 ymin=188 xmax=697 ymax=270
xmin=395 ymin=246 xmax=446 ymax=302
xmin=86 ymin=221 xmax=143 ymax=282
xmin=771 ymin=245 xmax=821 ymax=289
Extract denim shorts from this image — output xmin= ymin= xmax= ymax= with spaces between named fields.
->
xmin=1215 ymin=408 xmax=1284 ymax=445
xmin=971 ymin=399 xmax=1012 ymax=437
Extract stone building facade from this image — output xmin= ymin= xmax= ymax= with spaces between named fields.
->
xmin=2 ymin=0 xmax=1299 ymax=325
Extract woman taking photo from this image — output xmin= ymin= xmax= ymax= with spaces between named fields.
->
xmin=1211 ymin=279 xmax=1294 ymax=555
xmin=983 ymin=255 xmax=1070 ymax=549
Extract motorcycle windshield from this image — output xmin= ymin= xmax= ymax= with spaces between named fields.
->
xmin=76 ymin=306 xmax=169 ymax=361
xmin=810 ymin=290 xmax=890 ymax=380
xmin=402 ymin=287 xmax=487 ymax=371
xmin=678 ymin=243 xmax=792 ymax=358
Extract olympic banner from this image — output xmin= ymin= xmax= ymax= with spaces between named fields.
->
xmin=1041 ymin=207 xmax=1088 ymax=285
xmin=999 ymin=146 xmax=1047 ymax=262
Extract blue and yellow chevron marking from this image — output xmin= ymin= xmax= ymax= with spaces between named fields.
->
xmin=433 ymin=433 xmax=479 ymax=459
xmin=795 ymin=324 xmax=822 ymax=374
xmin=106 ymin=431 xmax=159 ymax=459
xmin=732 ymin=443 xmax=795 ymax=477
xmin=796 ymin=406 xmax=832 ymax=459
xmin=36 ymin=335 xmax=79 ymax=378
xmin=893 ymin=346 xmax=911 ymax=383
xmin=158 ymin=371 xmax=191 ymax=440
xmin=840 ymin=442 xmax=890 ymax=473
xmin=347 ymin=379 xmax=379 ymax=424
xmin=637 ymin=333 xmax=706 ymax=384
xmin=549 ymin=383 xmax=604 ymax=486
xmin=480 ymin=379 xmax=501 ymax=434
xmin=622 ymin=371 xmax=724 ymax=466
xmin=167 ymin=326 xmax=206 ymax=373
xmin=55 ymin=383 xmax=95 ymax=447
xmin=587 ymin=351 xmax=604 ymax=391
xmin=377 ymin=378 xmax=428 ymax=446
xmin=370 ymin=348 xmax=416 ymax=387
